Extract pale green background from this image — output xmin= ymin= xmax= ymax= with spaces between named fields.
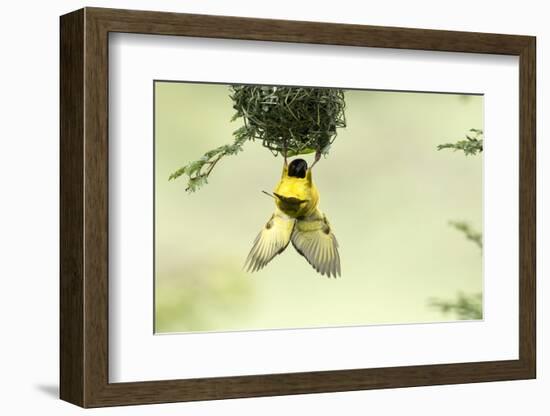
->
xmin=155 ymin=82 xmax=483 ymax=333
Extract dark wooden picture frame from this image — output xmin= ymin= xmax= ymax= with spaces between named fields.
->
xmin=60 ymin=7 xmax=536 ymax=408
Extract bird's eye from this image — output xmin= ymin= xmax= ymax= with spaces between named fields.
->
xmin=288 ymin=158 xmax=308 ymax=178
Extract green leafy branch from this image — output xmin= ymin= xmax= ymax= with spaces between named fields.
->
xmin=429 ymin=222 xmax=483 ymax=319
xmin=448 ymin=220 xmax=482 ymax=250
xmin=168 ymin=135 xmax=247 ymax=192
xmin=429 ymin=136 xmax=483 ymax=320
xmin=437 ymin=129 xmax=484 ymax=156
xmin=429 ymin=292 xmax=482 ymax=320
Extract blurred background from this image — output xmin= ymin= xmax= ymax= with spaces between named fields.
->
xmin=154 ymin=81 xmax=483 ymax=333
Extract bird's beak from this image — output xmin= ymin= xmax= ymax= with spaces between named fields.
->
xmin=273 ymin=193 xmax=309 ymax=204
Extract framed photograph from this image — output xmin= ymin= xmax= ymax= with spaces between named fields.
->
xmin=60 ymin=7 xmax=536 ymax=408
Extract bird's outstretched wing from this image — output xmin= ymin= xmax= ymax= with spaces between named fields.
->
xmin=291 ymin=210 xmax=341 ymax=277
xmin=245 ymin=211 xmax=296 ymax=272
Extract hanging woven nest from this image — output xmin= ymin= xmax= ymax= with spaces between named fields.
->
xmin=169 ymin=84 xmax=347 ymax=192
xmin=231 ymin=85 xmax=346 ymax=157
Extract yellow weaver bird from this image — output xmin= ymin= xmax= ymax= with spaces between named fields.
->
xmin=245 ymin=157 xmax=341 ymax=277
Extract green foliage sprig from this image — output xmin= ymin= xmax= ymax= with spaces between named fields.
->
xmin=448 ymin=220 xmax=483 ymax=250
xmin=429 ymin=292 xmax=482 ymax=320
xmin=168 ymin=136 xmax=247 ymax=192
xmin=437 ymin=129 xmax=484 ymax=155
xmin=429 ymin=127 xmax=484 ymax=320
xmin=429 ymin=222 xmax=483 ymax=319
xmin=169 ymin=85 xmax=347 ymax=192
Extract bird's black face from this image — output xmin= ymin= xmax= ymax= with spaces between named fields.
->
xmin=288 ymin=158 xmax=308 ymax=178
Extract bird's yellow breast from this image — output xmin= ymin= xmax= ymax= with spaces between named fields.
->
xmin=273 ymin=167 xmax=319 ymax=218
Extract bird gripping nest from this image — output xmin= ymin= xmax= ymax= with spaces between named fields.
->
xmin=169 ymin=85 xmax=347 ymax=192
